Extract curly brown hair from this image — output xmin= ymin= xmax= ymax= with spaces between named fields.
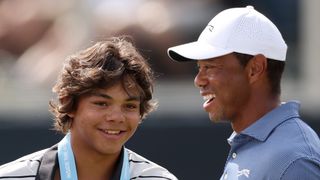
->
xmin=49 ymin=37 xmax=157 ymax=133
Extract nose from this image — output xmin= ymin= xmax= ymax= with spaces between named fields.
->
xmin=105 ymin=106 xmax=125 ymax=123
xmin=194 ymin=70 xmax=207 ymax=89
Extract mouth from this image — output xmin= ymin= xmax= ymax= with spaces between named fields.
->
xmin=98 ymin=129 xmax=124 ymax=136
xmin=203 ymin=94 xmax=216 ymax=105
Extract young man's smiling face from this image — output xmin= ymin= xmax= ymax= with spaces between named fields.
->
xmin=194 ymin=53 xmax=251 ymax=123
xmin=69 ymin=81 xmax=141 ymax=157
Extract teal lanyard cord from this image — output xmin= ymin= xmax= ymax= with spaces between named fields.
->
xmin=57 ymin=132 xmax=130 ymax=180
xmin=58 ymin=132 xmax=78 ymax=180
xmin=120 ymin=148 xmax=130 ymax=180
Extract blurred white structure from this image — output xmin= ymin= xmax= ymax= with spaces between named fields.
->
xmin=0 ymin=0 xmax=319 ymax=122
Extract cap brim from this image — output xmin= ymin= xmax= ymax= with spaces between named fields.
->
xmin=167 ymin=41 xmax=233 ymax=62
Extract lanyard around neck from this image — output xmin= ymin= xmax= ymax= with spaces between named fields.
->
xmin=57 ymin=132 xmax=130 ymax=180
xmin=58 ymin=132 xmax=78 ymax=180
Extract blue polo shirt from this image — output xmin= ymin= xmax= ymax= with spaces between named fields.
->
xmin=220 ymin=101 xmax=320 ymax=180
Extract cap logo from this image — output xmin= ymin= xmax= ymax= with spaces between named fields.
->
xmin=207 ymin=25 xmax=214 ymax=32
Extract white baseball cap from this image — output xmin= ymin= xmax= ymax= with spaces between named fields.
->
xmin=167 ymin=6 xmax=287 ymax=61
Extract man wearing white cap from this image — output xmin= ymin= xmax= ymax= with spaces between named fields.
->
xmin=168 ymin=6 xmax=320 ymax=180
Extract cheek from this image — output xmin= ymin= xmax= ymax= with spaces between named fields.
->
xmin=126 ymin=113 xmax=141 ymax=127
xmin=216 ymin=75 xmax=248 ymax=101
xmin=233 ymin=74 xmax=250 ymax=91
xmin=206 ymin=72 xmax=218 ymax=81
xmin=73 ymin=115 xmax=89 ymax=130
xmin=226 ymin=76 xmax=250 ymax=104
xmin=74 ymin=111 xmax=99 ymax=127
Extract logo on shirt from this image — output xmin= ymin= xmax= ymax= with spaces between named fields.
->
xmin=207 ymin=25 xmax=214 ymax=32
xmin=238 ymin=169 xmax=250 ymax=178
xmin=222 ymin=163 xmax=250 ymax=179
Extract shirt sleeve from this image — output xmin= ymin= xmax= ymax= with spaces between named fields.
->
xmin=281 ymin=158 xmax=320 ymax=180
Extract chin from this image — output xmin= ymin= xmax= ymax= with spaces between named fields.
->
xmin=209 ymin=113 xmax=226 ymax=123
xmin=96 ymin=144 xmax=123 ymax=155
xmin=99 ymin=148 xmax=122 ymax=156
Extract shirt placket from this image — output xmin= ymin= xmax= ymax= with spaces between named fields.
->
xmin=221 ymin=134 xmax=250 ymax=180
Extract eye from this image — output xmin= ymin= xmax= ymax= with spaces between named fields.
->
xmin=94 ymin=101 xmax=109 ymax=107
xmin=204 ymin=65 xmax=213 ymax=70
xmin=125 ymin=103 xmax=139 ymax=111
xmin=198 ymin=64 xmax=212 ymax=71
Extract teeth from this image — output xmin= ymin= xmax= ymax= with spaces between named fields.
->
xmin=203 ymin=94 xmax=216 ymax=101
xmin=103 ymin=130 xmax=121 ymax=135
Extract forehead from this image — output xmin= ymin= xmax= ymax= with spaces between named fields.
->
xmin=89 ymin=83 xmax=141 ymax=100
xmin=98 ymin=75 xmax=141 ymax=94
xmin=197 ymin=57 xmax=223 ymax=65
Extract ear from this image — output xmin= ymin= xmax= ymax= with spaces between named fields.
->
xmin=60 ymin=97 xmax=76 ymax=118
xmin=246 ymin=54 xmax=267 ymax=84
xmin=67 ymin=112 xmax=75 ymax=118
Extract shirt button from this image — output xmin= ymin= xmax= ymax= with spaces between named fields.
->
xmin=232 ymin=152 xmax=237 ymax=159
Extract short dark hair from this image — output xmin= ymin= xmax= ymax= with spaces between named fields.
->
xmin=50 ymin=37 xmax=157 ymax=133
xmin=234 ymin=52 xmax=285 ymax=97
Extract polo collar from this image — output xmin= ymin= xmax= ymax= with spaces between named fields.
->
xmin=239 ymin=101 xmax=301 ymax=142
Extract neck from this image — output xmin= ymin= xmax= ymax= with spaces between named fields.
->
xmin=72 ymin=144 xmax=121 ymax=180
xmin=231 ymin=93 xmax=280 ymax=133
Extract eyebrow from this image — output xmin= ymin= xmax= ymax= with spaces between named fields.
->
xmin=91 ymin=92 xmax=140 ymax=101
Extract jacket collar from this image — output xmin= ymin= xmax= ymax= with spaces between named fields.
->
xmin=36 ymin=144 xmax=124 ymax=180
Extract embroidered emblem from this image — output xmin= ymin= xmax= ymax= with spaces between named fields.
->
xmin=208 ymin=25 xmax=214 ymax=32
xmin=222 ymin=163 xmax=251 ymax=179
xmin=237 ymin=169 xmax=250 ymax=178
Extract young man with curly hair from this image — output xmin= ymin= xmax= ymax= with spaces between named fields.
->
xmin=0 ymin=37 xmax=177 ymax=180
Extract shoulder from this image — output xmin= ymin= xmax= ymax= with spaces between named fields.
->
xmin=266 ymin=118 xmax=320 ymax=177
xmin=0 ymin=148 xmax=48 ymax=179
xmin=281 ymin=157 xmax=320 ymax=179
xmin=126 ymin=149 xmax=178 ymax=180
xmin=278 ymin=117 xmax=320 ymax=155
